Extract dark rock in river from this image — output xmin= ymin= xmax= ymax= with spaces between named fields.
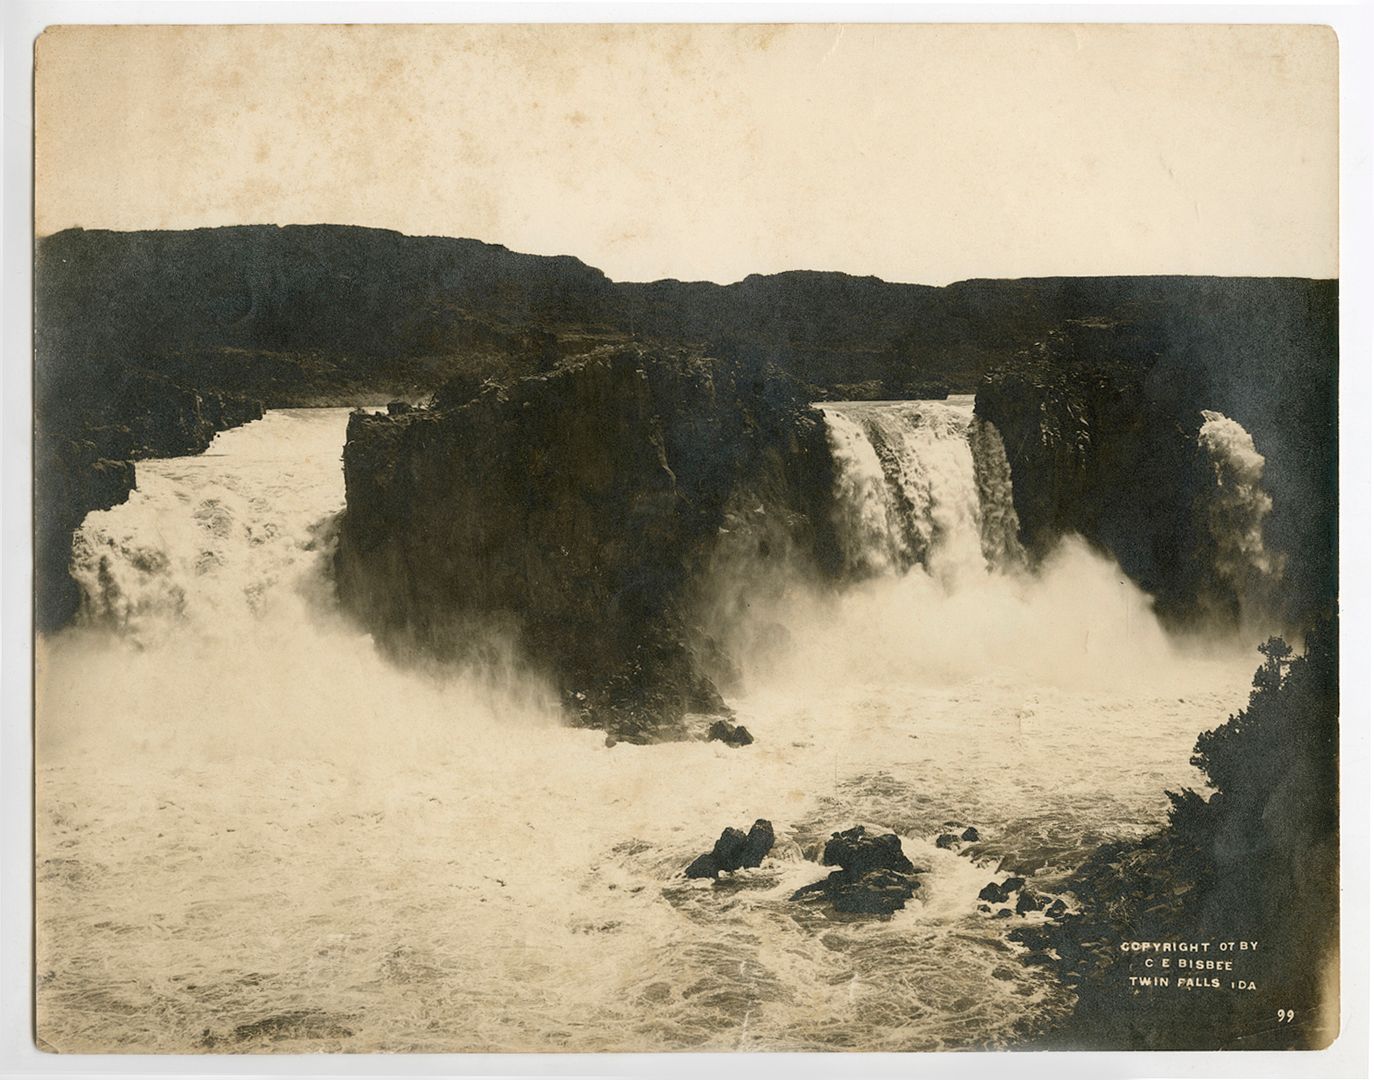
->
xmin=792 ymin=826 xmax=924 ymax=915
xmin=983 ymin=879 xmax=1027 ymax=906
xmin=684 ymin=853 xmax=721 ymax=880
xmin=1045 ymin=898 xmax=1069 ymax=919
xmin=740 ymin=819 xmax=775 ymax=868
xmin=830 ymin=868 xmax=918 ymax=915
xmin=712 ymin=828 xmax=749 ymax=871
xmin=822 ymin=826 xmax=917 ymax=877
xmin=708 ymin=720 xmax=754 ymax=747
xmin=935 ymin=833 xmax=960 ymax=849
xmin=961 ymin=826 xmax=981 ymax=842
xmin=978 ymin=881 xmax=1012 ymax=904
xmin=1016 ymin=890 xmax=1046 ymax=915
xmin=684 ymin=818 xmax=776 ymax=879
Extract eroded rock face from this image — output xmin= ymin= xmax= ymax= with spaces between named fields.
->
xmin=334 ymin=346 xmax=838 ymax=742
xmin=975 ymin=358 xmax=1221 ymax=625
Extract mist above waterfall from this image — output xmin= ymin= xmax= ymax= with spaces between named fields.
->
xmin=39 ymin=411 xmax=563 ymax=767
xmin=712 ymin=397 xmax=1251 ymax=698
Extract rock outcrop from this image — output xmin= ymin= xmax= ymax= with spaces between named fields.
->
xmin=684 ymin=819 xmax=775 ymax=879
xmin=975 ymin=280 xmax=1337 ymax=631
xmin=791 ymin=826 xmax=926 ymax=915
xmin=333 ymin=345 xmax=838 ymax=741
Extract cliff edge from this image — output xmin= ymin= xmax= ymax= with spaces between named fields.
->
xmin=333 ymin=346 xmax=838 ymax=741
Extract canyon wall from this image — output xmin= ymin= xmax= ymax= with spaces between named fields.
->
xmin=333 ymin=346 xmax=837 ymax=742
xmin=975 ymin=283 xmax=1337 ymax=631
xmin=35 ymin=225 xmax=1337 ymax=636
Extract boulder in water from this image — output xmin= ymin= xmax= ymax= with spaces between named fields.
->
xmin=1045 ymin=898 xmax=1069 ymax=919
xmin=683 ymin=819 xmax=775 ymax=879
xmin=979 ymin=875 xmax=1030 ymax=907
xmin=1016 ymin=890 xmax=1046 ymax=915
xmin=961 ymin=826 xmax=981 ymax=842
xmin=792 ymin=826 xmax=924 ymax=915
xmin=979 ymin=881 xmax=1011 ymax=904
xmin=831 ymin=868 xmax=917 ymax=915
xmin=707 ymin=720 xmax=754 ymax=747
xmin=712 ymin=827 xmax=749 ymax=871
xmin=684 ymin=853 xmax=720 ymax=880
xmin=822 ymin=826 xmax=916 ymax=876
xmin=740 ymin=819 xmax=775 ymax=867
xmin=935 ymin=833 xmax=960 ymax=849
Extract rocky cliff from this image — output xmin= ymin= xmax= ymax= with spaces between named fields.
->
xmin=333 ymin=346 xmax=838 ymax=741
xmin=40 ymin=227 xmax=1338 ymax=404
xmin=36 ymin=225 xmax=1338 ymax=635
xmin=975 ymin=278 xmax=1338 ymax=630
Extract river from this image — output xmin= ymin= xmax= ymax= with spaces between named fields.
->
xmin=34 ymin=402 xmax=1260 ymax=1052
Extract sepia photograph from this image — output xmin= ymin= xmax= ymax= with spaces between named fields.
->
xmin=17 ymin=14 xmax=1361 ymax=1064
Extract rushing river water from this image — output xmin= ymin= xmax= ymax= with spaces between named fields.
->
xmin=35 ymin=403 xmax=1261 ymax=1053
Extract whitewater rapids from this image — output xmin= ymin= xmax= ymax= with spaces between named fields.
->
xmin=35 ymin=404 xmax=1261 ymax=1053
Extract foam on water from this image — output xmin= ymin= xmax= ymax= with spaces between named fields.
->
xmin=36 ymin=405 xmax=1261 ymax=1053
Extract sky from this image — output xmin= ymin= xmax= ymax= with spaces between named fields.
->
xmin=34 ymin=22 xmax=1338 ymax=285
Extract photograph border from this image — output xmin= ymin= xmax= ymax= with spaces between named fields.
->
xmin=3 ymin=2 xmax=1369 ymax=1077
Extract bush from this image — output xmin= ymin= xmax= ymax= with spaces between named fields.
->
xmin=1026 ymin=616 xmax=1339 ymax=1049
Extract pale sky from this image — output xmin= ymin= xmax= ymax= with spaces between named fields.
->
xmin=34 ymin=22 xmax=1338 ymax=285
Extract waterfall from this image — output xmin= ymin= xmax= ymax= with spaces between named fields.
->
xmin=1197 ymin=410 xmax=1284 ymax=600
xmin=820 ymin=396 xmax=1025 ymax=584
xmin=68 ymin=409 xmax=353 ymax=646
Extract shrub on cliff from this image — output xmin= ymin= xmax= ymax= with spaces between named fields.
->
xmin=1025 ymin=617 xmax=1339 ymax=1049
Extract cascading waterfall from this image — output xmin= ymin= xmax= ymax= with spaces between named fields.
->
xmin=820 ymin=396 xmax=1026 ymax=584
xmin=1197 ymin=410 xmax=1284 ymax=599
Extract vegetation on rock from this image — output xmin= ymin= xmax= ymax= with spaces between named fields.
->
xmin=1018 ymin=616 xmax=1339 ymax=1049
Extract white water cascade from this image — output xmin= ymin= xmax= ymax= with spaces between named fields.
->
xmin=35 ymin=406 xmax=1261 ymax=1055
xmin=820 ymin=396 xmax=1025 ymax=584
xmin=1197 ymin=410 xmax=1284 ymax=600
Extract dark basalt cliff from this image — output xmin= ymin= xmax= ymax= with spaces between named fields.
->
xmin=333 ymin=347 xmax=838 ymax=742
xmin=975 ymin=278 xmax=1338 ymax=629
xmin=35 ymin=224 xmax=1337 ymax=636
xmin=40 ymin=227 xmax=1337 ymax=404
xmin=978 ymin=358 xmax=1226 ymax=623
